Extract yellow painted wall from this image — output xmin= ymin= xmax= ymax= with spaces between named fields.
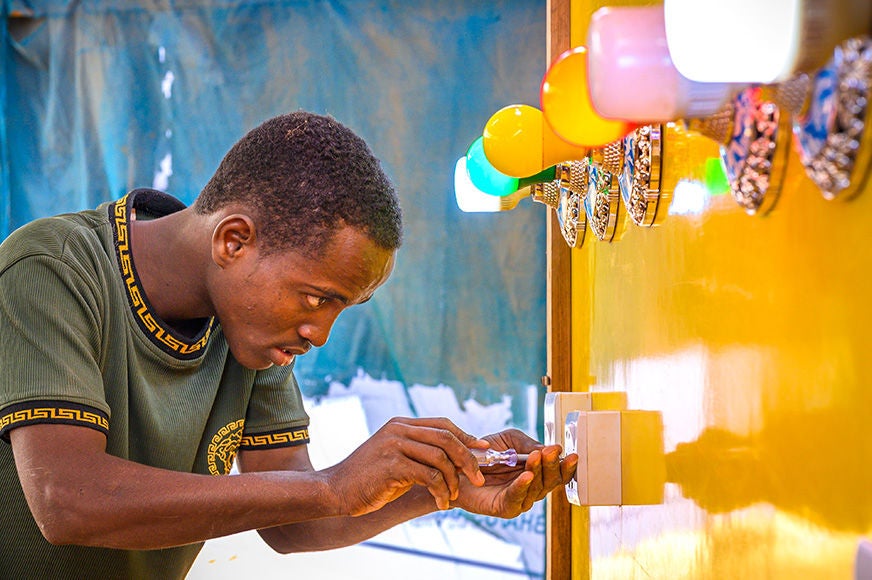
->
xmin=567 ymin=2 xmax=872 ymax=578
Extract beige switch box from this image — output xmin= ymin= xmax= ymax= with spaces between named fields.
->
xmin=564 ymin=409 xmax=666 ymax=506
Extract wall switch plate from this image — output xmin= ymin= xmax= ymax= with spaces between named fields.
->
xmin=563 ymin=410 xmax=582 ymax=505
xmin=544 ymin=391 xmax=628 ymax=448
xmin=544 ymin=393 xmax=592 ymax=448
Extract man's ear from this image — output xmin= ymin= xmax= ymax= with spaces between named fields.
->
xmin=211 ymin=214 xmax=257 ymax=268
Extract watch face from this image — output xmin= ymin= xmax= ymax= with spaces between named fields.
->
xmin=552 ymin=160 xmax=588 ymax=249
xmin=720 ymin=86 xmax=787 ymax=214
xmin=585 ymin=165 xmax=626 ymax=242
xmin=794 ymin=61 xmax=837 ymax=168
xmin=620 ymin=131 xmax=637 ymax=208
xmin=619 ymin=125 xmax=665 ymax=227
xmin=721 ymin=87 xmax=760 ymax=186
xmin=793 ymin=37 xmax=872 ymax=200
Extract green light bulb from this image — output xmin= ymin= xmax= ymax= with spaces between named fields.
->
xmin=466 ymin=137 xmax=518 ymax=196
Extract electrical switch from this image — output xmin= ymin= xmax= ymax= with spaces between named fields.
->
xmin=543 ymin=391 xmax=628 ymax=449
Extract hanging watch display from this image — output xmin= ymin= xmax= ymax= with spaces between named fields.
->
xmin=619 ymin=125 xmax=669 ymax=227
xmin=531 ymin=160 xmax=588 ymax=249
xmin=721 ymin=86 xmax=793 ymax=215
xmin=793 ymin=36 xmax=872 ymax=201
xmin=585 ymin=164 xmax=627 ymax=243
xmin=590 ymin=139 xmax=625 ymax=176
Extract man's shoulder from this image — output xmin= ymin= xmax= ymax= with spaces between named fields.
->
xmin=0 ymin=207 xmax=111 ymax=274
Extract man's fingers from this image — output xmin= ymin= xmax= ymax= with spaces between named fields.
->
xmin=560 ymin=453 xmax=579 ymax=485
xmin=425 ymin=467 xmax=452 ymax=510
xmin=397 ymin=440 xmax=461 ymax=501
xmin=502 ymin=471 xmax=536 ymax=516
xmin=388 ymin=417 xmax=486 ymax=447
xmin=539 ymin=446 xmax=565 ymax=490
xmin=383 ymin=418 xmax=485 ymax=486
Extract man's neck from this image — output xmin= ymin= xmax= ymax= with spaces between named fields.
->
xmin=128 ymin=208 xmax=213 ymax=325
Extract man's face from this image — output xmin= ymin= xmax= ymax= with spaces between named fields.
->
xmin=210 ymin=225 xmax=395 ymax=370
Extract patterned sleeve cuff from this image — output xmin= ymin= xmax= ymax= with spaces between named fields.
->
xmin=240 ymin=425 xmax=309 ymax=450
xmin=0 ymin=400 xmax=109 ymax=443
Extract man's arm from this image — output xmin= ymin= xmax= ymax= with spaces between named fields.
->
xmin=238 ymin=435 xmax=439 ymax=553
xmin=10 ymin=417 xmax=486 ymax=550
xmin=240 ymin=426 xmax=578 ymax=554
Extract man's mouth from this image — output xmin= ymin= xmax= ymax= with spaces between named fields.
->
xmin=271 ymin=345 xmax=310 ymax=367
xmin=271 ymin=348 xmax=297 ymax=367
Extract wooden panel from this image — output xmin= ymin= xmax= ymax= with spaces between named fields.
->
xmin=545 ymin=1 xmax=574 ymax=579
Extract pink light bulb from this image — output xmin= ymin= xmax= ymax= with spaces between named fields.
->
xmin=587 ymin=5 xmax=741 ymax=123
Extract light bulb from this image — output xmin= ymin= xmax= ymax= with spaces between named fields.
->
xmin=454 ymin=157 xmax=527 ymax=212
xmin=664 ymin=0 xmax=872 ymax=84
xmin=539 ymin=46 xmax=637 ymax=147
xmin=465 ymin=137 xmax=557 ymax=196
xmin=482 ymin=104 xmax=589 ymax=178
xmin=587 ymin=6 xmax=742 ymax=123
xmin=454 ymin=156 xmax=588 ymax=246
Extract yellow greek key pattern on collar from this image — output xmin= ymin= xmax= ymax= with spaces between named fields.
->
xmin=1 ymin=406 xmax=109 ymax=432
xmin=112 ymin=194 xmax=214 ymax=357
xmin=241 ymin=427 xmax=310 ymax=449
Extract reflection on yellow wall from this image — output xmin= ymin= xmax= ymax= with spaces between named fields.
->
xmin=568 ymin=3 xmax=872 ymax=578
xmin=572 ymin=117 xmax=872 ymax=576
xmin=591 ymin=508 xmax=859 ymax=579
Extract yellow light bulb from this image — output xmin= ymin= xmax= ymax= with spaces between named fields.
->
xmin=540 ymin=46 xmax=636 ymax=147
xmin=482 ymin=104 xmax=589 ymax=178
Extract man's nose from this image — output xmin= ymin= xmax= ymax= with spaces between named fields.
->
xmin=298 ymin=316 xmax=337 ymax=348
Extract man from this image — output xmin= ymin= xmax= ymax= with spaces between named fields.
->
xmin=0 ymin=112 xmax=577 ymax=578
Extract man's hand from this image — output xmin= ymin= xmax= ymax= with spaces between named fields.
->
xmin=450 ymin=428 xmax=578 ymax=519
xmin=323 ymin=417 xmax=490 ymax=517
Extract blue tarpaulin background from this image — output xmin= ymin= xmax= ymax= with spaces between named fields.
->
xmin=3 ymin=1 xmax=550 ymax=576
xmin=2 ymin=0 xmax=548 ymax=422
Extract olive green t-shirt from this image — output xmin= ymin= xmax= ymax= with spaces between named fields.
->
xmin=0 ymin=189 xmax=310 ymax=579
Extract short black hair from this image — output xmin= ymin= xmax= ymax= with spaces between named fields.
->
xmin=194 ymin=112 xmax=403 ymax=257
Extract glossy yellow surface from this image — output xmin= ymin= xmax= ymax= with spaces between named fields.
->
xmin=567 ymin=2 xmax=872 ymax=578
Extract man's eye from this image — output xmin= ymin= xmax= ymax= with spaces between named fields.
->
xmin=306 ymin=295 xmax=328 ymax=309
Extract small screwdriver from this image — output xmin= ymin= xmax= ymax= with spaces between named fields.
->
xmin=471 ymin=448 xmax=530 ymax=467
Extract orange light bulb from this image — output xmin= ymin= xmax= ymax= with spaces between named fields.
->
xmin=540 ymin=46 xmax=636 ymax=147
xmin=482 ymin=104 xmax=589 ymax=178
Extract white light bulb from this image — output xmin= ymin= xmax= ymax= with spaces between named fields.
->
xmin=664 ymin=0 xmax=871 ymax=84
xmin=665 ymin=0 xmax=799 ymax=83
xmin=453 ymin=158 xmax=501 ymax=213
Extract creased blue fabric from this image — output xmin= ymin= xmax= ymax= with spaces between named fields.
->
xmin=1 ymin=0 xmax=547 ymax=429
